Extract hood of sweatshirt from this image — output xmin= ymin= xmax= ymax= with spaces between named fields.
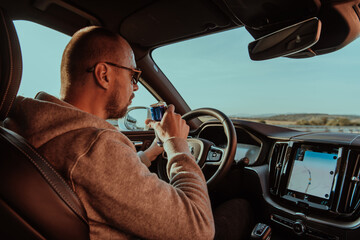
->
xmin=4 ymin=92 xmax=118 ymax=148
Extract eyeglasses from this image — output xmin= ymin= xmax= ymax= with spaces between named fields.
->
xmin=87 ymin=62 xmax=142 ymax=85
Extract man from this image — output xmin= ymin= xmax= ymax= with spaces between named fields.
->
xmin=4 ymin=26 xmax=215 ymax=239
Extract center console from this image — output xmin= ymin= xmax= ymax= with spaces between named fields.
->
xmin=267 ymin=140 xmax=360 ymax=239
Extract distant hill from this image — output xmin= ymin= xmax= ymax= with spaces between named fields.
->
xmin=234 ymin=113 xmax=360 ymax=126
xmin=256 ymin=113 xmax=360 ymax=121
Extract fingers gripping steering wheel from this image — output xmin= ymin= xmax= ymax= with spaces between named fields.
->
xmin=181 ymin=108 xmax=237 ymax=188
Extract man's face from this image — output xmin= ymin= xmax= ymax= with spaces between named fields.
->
xmin=106 ymin=74 xmax=136 ymax=119
xmin=105 ymin=44 xmax=139 ymax=119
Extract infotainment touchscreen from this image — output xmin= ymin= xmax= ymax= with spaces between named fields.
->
xmin=286 ymin=146 xmax=339 ymax=201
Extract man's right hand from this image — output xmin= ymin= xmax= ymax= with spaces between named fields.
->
xmin=145 ymin=104 xmax=189 ymax=143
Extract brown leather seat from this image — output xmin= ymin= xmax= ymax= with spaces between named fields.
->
xmin=0 ymin=8 xmax=89 ymax=239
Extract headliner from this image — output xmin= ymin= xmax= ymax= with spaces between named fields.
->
xmin=0 ymin=0 xmax=239 ymax=49
xmin=1 ymin=0 xmax=359 ymax=57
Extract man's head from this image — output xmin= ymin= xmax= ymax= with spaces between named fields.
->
xmin=60 ymin=26 xmax=139 ymax=119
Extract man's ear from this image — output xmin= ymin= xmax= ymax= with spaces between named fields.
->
xmin=93 ymin=63 xmax=110 ymax=90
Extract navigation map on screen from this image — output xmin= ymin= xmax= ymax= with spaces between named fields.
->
xmin=287 ymin=149 xmax=338 ymax=199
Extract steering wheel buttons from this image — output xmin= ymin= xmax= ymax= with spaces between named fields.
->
xmin=207 ymin=149 xmax=222 ymax=161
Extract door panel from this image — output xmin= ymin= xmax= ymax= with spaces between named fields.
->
xmin=123 ymin=130 xmax=156 ymax=152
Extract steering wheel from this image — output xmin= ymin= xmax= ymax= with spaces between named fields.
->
xmin=157 ymin=108 xmax=237 ymax=189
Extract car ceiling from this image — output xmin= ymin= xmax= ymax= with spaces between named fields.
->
xmin=1 ymin=0 xmax=238 ymax=49
xmin=1 ymin=0 xmax=360 ymax=55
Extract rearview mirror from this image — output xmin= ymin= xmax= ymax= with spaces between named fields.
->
xmin=248 ymin=18 xmax=321 ymax=61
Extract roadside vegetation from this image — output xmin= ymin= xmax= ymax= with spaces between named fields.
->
xmin=234 ymin=114 xmax=360 ymax=126
xmin=295 ymin=117 xmax=360 ymax=126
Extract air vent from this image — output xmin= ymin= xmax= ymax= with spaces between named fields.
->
xmin=337 ymin=150 xmax=360 ymax=214
xmin=269 ymin=142 xmax=289 ymax=196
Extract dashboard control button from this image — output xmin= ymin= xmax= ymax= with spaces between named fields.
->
xmin=293 ymin=220 xmax=305 ymax=235
xmin=206 ymin=148 xmax=222 ymax=161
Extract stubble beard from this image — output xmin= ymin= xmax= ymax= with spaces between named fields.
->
xmin=106 ymin=90 xmax=129 ymax=119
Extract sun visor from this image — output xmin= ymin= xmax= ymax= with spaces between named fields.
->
xmin=220 ymin=0 xmax=321 ymax=30
xmin=120 ymin=0 xmax=231 ymax=48
xmin=288 ymin=1 xmax=360 ymax=58
xmin=31 ymin=0 xmax=101 ymax=35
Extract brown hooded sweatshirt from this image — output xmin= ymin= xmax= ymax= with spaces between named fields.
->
xmin=4 ymin=92 xmax=215 ymax=240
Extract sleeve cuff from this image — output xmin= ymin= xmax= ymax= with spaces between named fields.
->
xmin=163 ymin=137 xmax=191 ymax=159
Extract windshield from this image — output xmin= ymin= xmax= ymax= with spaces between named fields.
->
xmin=152 ymin=27 xmax=360 ymax=133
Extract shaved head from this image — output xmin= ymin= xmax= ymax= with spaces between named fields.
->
xmin=60 ymin=26 xmax=133 ymax=99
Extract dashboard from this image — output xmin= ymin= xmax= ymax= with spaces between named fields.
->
xmin=234 ymin=143 xmax=260 ymax=165
xmin=197 ymin=119 xmax=360 ymax=240
xmin=198 ymin=124 xmax=262 ymax=165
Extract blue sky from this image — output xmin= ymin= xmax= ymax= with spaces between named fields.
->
xmin=153 ymin=27 xmax=360 ymax=116
xmin=14 ymin=20 xmax=360 ymax=117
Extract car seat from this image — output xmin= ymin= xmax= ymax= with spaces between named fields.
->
xmin=0 ymin=7 xmax=89 ymax=239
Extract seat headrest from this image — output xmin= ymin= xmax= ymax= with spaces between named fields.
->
xmin=0 ymin=8 xmax=22 ymax=121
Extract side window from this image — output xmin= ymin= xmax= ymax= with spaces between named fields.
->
xmin=14 ymin=20 xmax=157 ymax=130
xmin=14 ymin=20 xmax=70 ymax=98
